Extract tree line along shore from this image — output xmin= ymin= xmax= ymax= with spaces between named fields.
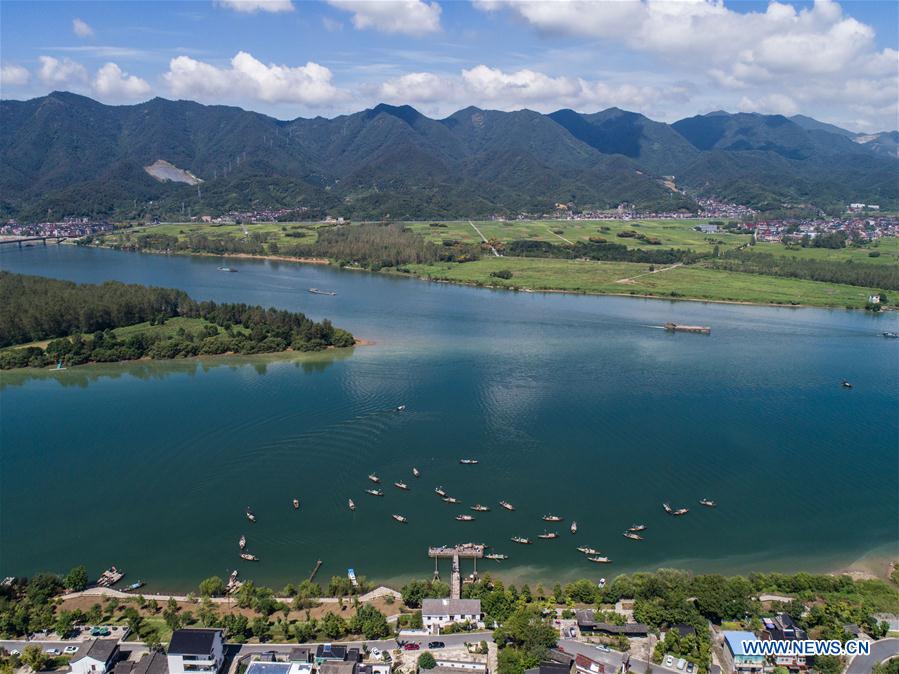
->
xmin=2 ymin=567 xmax=898 ymax=674
xmin=82 ymin=219 xmax=898 ymax=310
xmin=0 ymin=273 xmax=355 ymax=370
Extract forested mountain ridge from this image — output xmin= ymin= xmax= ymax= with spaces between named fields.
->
xmin=1 ymin=92 xmax=896 ymax=221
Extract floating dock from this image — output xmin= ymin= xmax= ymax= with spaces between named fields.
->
xmin=429 ymin=544 xmax=484 ymax=599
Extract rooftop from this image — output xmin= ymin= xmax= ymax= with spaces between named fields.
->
xmin=133 ymin=651 xmax=169 ymax=674
xmin=168 ymin=629 xmax=222 ymax=656
xmin=245 ymin=664 xmax=292 ymax=674
xmin=71 ymin=639 xmax=119 ymax=664
xmin=422 ymin=598 xmax=482 ymax=615
xmin=724 ymin=631 xmax=760 ymax=657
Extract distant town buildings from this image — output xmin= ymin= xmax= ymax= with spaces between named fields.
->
xmin=0 ymin=217 xmax=114 ymax=238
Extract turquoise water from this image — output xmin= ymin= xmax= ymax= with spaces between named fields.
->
xmin=0 ymin=245 xmax=896 ymax=592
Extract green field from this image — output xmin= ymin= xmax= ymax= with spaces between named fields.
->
xmin=400 ymin=256 xmax=882 ymax=308
xmin=749 ymin=237 xmax=899 ymax=265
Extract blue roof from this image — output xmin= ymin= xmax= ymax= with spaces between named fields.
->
xmin=724 ymin=631 xmax=759 ymax=656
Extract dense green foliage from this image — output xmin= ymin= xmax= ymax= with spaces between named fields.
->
xmin=0 ymin=272 xmax=354 ymax=368
xmin=504 ymin=239 xmax=697 ymax=264
xmin=5 ymin=94 xmax=895 ymax=221
xmin=401 ymin=579 xmax=451 ymax=608
xmin=714 ymin=251 xmax=899 ymax=290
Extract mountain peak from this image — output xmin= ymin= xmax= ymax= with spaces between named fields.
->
xmin=366 ymin=103 xmax=423 ymax=125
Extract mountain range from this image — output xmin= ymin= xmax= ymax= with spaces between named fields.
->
xmin=1 ymin=91 xmax=896 ymax=221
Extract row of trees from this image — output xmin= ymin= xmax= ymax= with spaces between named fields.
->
xmin=502 ymin=239 xmax=700 ymax=265
xmin=714 ymin=251 xmax=899 ymax=290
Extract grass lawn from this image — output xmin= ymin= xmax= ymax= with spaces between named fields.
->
xmin=401 ymin=256 xmax=882 ymax=308
xmin=112 ymin=317 xmax=217 ymax=339
xmin=404 ymin=219 xmax=750 ymax=254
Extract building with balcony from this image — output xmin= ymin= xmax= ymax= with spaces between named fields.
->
xmin=166 ymin=629 xmax=224 ymax=674
xmin=723 ymin=632 xmax=765 ymax=674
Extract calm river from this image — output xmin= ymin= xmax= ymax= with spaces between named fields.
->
xmin=0 ymin=245 xmax=896 ymax=591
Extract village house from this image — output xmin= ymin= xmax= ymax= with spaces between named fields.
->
xmin=723 ymin=632 xmax=765 ymax=674
xmin=70 ymin=639 xmax=120 ymax=674
xmin=421 ymin=598 xmax=483 ymax=635
xmin=574 ymin=609 xmax=649 ymax=637
xmin=575 ymin=653 xmax=610 ymax=674
xmin=762 ymin=614 xmax=807 ymax=671
xmin=166 ymin=629 xmax=224 ymax=674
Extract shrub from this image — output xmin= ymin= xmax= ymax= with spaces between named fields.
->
xmin=490 ymin=269 xmax=514 ymax=280
xmin=418 ymin=652 xmax=437 ymax=670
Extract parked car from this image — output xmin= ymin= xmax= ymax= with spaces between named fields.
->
xmin=427 ymin=642 xmax=445 ymax=649
xmin=9 ymin=650 xmax=20 ymax=657
xmin=665 ymin=655 xmax=674 ymax=667
xmin=45 ymin=649 xmax=61 ymax=656
xmin=568 ymin=627 xmax=577 ymax=638
xmin=676 ymin=659 xmax=686 ymax=671
xmin=403 ymin=643 xmax=421 ymax=651
xmin=595 ymin=645 xmax=612 ymax=654
xmin=369 ymin=648 xmax=382 ymax=659
xmin=64 ymin=646 xmax=79 ymax=655
xmin=686 ymin=663 xmax=695 ymax=674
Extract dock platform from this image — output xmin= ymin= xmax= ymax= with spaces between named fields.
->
xmin=428 ymin=543 xmax=485 ymax=558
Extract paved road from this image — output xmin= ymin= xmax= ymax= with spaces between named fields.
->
xmin=846 ymin=638 xmax=899 ymax=674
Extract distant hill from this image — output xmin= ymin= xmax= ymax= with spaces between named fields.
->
xmin=0 ymin=92 xmax=896 ymax=221
xmin=790 ymin=114 xmax=856 ymax=138
xmin=853 ymin=131 xmax=899 ymax=159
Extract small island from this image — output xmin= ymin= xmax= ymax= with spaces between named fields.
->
xmin=0 ymin=272 xmax=356 ymax=370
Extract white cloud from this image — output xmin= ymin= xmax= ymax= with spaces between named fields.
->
xmin=93 ymin=63 xmax=152 ymax=100
xmin=0 ymin=63 xmax=31 ymax=87
xmin=738 ymin=93 xmax=800 ymax=116
xmin=215 ymin=0 xmax=294 ymax=13
xmin=327 ymin=0 xmax=441 ymax=35
xmin=475 ymin=0 xmax=898 ymax=130
xmin=72 ymin=18 xmax=94 ymax=38
xmin=37 ymin=56 xmax=88 ymax=86
xmin=322 ymin=16 xmax=344 ymax=32
xmin=163 ymin=51 xmax=344 ymax=106
xmin=375 ymin=65 xmax=693 ymax=114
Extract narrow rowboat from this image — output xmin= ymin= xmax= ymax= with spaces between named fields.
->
xmin=348 ymin=499 xmax=356 ymax=511
xmin=500 ymin=501 xmax=515 ymax=511
xmin=240 ymin=553 xmax=258 ymax=562
xmin=392 ymin=514 xmax=408 ymax=523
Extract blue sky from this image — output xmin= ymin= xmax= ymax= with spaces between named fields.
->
xmin=1 ymin=0 xmax=896 ymax=131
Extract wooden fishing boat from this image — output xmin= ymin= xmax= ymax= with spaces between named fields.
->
xmin=588 ymin=556 xmax=612 ymax=563
xmin=471 ymin=504 xmax=490 ymax=512
xmin=443 ymin=496 xmax=461 ymax=504
xmin=542 ymin=514 xmax=563 ymax=522
xmin=538 ymin=532 xmax=559 ymax=539
xmin=394 ymin=481 xmax=409 ymax=490
xmin=246 ymin=508 xmax=256 ymax=523
xmin=699 ymin=498 xmax=717 ymax=507
xmin=368 ymin=473 xmax=381 ymax=483
xmin=623 ymin=532 xmax=644 ymax=540
xmin=412 ymin=467 xmax=420 ymax=477
xmin=435 ymin=486 xmax=447 ymax=497
xmin=123 ymin=580 xmax=145 ymax=592
xmin=459 ymin=458 xmax=479 ymax=465
xmin=239 ymin=535 xmax=246 ymax=550
xmin=293 ymin=498 xmax=300 ymax=509
xmin=577 ymin=546 xmax=600 ymax=555
xmin=570 ymin=521 xmax=578 ymax=534
xmin=348 ymin=499 xmax=356 ymax=511
xmin=240 ymin=553 xmax=258 ymax=561
xmin=485 ymin=553 xmax=508 ymax=561
xmin=365 ymin=488 xmax=384 ymax=496
xmin=628 ymin=524 xmax=647 ymax=532
xmin=511 ymin=536 xmax=531 ymax=544
xmin=456 ymin=514 xmax=475 ymax=521
xmin=392 ymin=514 xmax=408 ymax=523
xmin=500 ymin=500 xmax=515 ymax=511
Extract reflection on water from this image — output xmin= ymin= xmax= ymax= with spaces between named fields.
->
xmin=0 ymin=348 xmax=353 ymax=389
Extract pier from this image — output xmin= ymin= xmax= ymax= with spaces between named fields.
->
xmin=0 ymin=235 xmax=67 ymax=247
xmin=428 ymin=544 xmax=484 ymax=599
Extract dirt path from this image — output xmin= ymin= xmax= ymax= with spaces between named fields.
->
xmin=616 ymin=263 xmax=683 ymax=284
xmin=546 ymin=228 xmax=576 ymax=245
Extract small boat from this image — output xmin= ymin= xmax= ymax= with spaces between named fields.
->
xmin=443 ymin=496 xmax=461 ymax=504
xmin=435 ymin=486 xmax=447 ymax=497
xmin=842 ymin=380 xmax=853 ymax=389
xmin=412 ymin=467 xmax=420 ymax=478
xmin=392 ymin=514 xmax=408 ymax=523
xmin=240 ymin=553 xmax=258 ymax=561
xmin=365 ymin=488 xmax=384 ymax=496
xmin=598 ymin=578 xmax=606 ymax=588
xmin=673 ymin=507 xmax=689 ymax=516
xmin=348 ymin=568 xmax=358 ymax=587
xmin=459 ymin=458 xmax=479 ymax=465
xmin=588 ymin=556 xmax=612 ymax=563
xmin=570 ymin=521 xmax=578 ymax=534
xmin=348 ymin=499 xmax=356 ymax=511
xmin=500 ymin=500 xmax=515 ymax=511
xmin=542 ymin=514 xmax=563 ymax=522
xmin=123 ymin=580 xmax=145 ymax=592
xmin=96 ymin=566 xmax=125 ymax=587
xmin=218 ymin=267 xmax=237 ymax=272
xmin=239 ymin=535 xmax=247 ymax=550
xmin=623 ymin=532 xmax=644 ymax=540
xmin=396 ymin=405 xmax=406 ymax=411
xmin=246 ymin=508 xmax=256 ymax=523
xmin=485 ymin=553 xmax=508 ymax=561
xmin=511 ymin=536 xmax=531 ymax=544
xmin=538 ymin=532 xmax=559 ymax=539
xmin=699 ymin=498 xmax=717 ymax=507
xmin=883 ymin=332 xmax=899 ymax=339
xmin=308 ymin=288 xmax=337 ymax=296
xmin=577 ymin=547 xmax=600 ymax=555
xmin=628 ymin=524 xmax=647 ymax=532
xmin=368 ymin=473 xmax=381 ymax=483
xmin=293 ymin=498 xmax=300 ymax=509
xmin=226 ymin=570 xmax=241 ymax=594
xmin=456 ymin=514 xmax=475 ymax=521
xmin=471 ymin=504 xmax=490 ymax=512
xmin=394 ymin=481 xmax=409 ymax=490
xmin=664 ymin=322 xmax=710 ymax=335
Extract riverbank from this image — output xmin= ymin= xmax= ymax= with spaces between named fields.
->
xmin=84 ymin=243 xmax=890 ymax=310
